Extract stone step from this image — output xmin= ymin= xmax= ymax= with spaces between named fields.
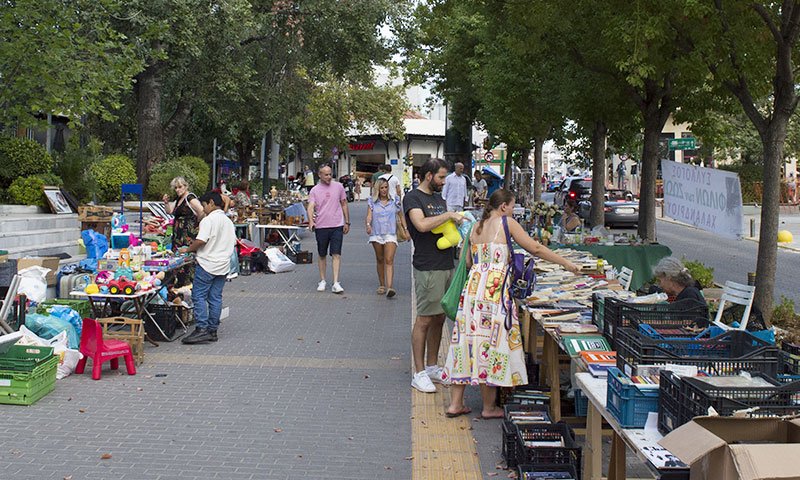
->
xmin=0 ymin=214 xmax=80 ymax=233
xmin=7 ymin=240 xmax=83 ymax=260
xmin=0 ymin=228 xmax=80 ymax=249
xmin=0 ymin=205 xmax=47 ymax=215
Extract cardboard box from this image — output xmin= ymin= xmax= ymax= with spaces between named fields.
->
xmin=78 ymin=205 xmax=114 ymax=222
xmin=660 ymin=416 xmax=800 ymax=480
xmin=17 ymin=257 xmax=60 ymax=286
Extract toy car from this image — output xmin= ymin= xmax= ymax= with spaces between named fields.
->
xmin=108 ymin=278 xmax=137 ymax=295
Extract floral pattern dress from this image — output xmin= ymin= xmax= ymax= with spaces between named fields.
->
xmin=172 ymin=193 xmax=199 ymax=286
xmin=442 ymin=241 xmax=528 ymax=387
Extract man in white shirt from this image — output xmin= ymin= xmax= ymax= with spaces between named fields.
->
xmin=378 ymin=164 xmax=402 ymax=199
xmin=181 ymin=191 xmax=236 ymax=344
xmin=442 ymin=162 xmax=468 ymax=211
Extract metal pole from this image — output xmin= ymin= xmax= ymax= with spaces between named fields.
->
xmin=212 ymin=138 xmax=218 ymax=187
xmin=260 ymin=133 xmax=267 ymax=196
xmin=750 ymin=218 xmax=756 ymax=238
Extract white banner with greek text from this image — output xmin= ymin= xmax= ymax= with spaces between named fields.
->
xmin=661 ymin=160 xmax=744 ymax=239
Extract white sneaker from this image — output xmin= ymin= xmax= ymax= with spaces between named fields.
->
xmin=317 ymin=280 xmax=327 ymax=292
xmin=226 ymin=272 xmax=238 ymax=281
xmin=412 ymin=371 xmax=436 ymax=393
xmin=425 ymin=365 xmax=444 ymax=384
xmin=331 ymin=282 xmax=344 ymax=294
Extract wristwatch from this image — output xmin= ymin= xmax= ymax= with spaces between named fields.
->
xmin=345 ymin=222 xmax=351 ymax=225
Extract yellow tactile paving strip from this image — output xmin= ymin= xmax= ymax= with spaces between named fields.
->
xmin=410 ymin=265 xmax=483 ymax=479
xmin=412 ymin=386 xmax=483 ymax=479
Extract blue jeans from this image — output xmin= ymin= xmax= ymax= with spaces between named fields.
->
xmin=192 ymin=265 xmax=226 ymax=331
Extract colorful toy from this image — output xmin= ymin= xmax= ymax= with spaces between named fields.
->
xmin=114 ymin=267 xmax=133 ymax=280
xmin=85 ymin=283 xmax=100 ymax=294
xmin=431 ymin=218 xmax=462 ymax=250
xmin=119 ymin=248 xmax=131 ymax=267
xmin=95 ymin=270 xmax=113 ymax=285
xmin=108 ymin=278 xmax=137 ymax=295
xmin=99 ymin=285 xmax=109 ymax=294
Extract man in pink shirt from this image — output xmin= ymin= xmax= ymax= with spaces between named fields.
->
xmin=307 ymin=165 xmax=351 ymax=293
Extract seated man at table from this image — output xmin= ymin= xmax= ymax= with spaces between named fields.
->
xmin=181 ymin=191 xmax=236 ymax=344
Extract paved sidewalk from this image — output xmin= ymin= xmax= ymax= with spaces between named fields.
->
xmin=0 ymin=202 xmax=414 ymax=480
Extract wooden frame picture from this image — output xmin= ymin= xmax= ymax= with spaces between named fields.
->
xmin=43 ymin=187 xmax=73 ymax=214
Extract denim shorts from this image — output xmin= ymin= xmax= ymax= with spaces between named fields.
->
xmin=315 ymin=226 xmax=344 ymax=257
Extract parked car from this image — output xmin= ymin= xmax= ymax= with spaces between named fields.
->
xmin=578 ymin=188 xmax=639 ymax=228
xmin=554 ymin=177 xmax=593 ymax=206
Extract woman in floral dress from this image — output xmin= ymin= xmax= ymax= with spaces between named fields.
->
xmin=442 ymin=189 xmax=580 ymax=418
xmin=163 ymin=176 xmax=204 ymax=286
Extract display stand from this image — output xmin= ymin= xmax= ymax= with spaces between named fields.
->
xmin=575 ymin=373 xmax=689 ymax=480
xmin=121 ymin=183 xmax=144 ymax=240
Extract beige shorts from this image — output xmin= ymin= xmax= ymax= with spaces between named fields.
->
xmin=413 ymin=268 xmax=454 ymax=316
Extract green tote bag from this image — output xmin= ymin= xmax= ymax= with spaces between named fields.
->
xmin=440 ymin=229 xmax=471 ymax=320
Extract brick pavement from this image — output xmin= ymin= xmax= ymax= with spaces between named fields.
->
xmin=0 ymin=202 xmax=414 ymax=480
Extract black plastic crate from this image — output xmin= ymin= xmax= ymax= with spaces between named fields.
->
xmin=514 ymin=422 xmax=581 ymax=479
xmin=658 ymin=371 xmax=686 ymax=435
xmin=780 ymin=349 xmax=800 ymax=375
xmin=503 ymin=385 xmax=551 ymax=406
xmin=658 ymin=371 xmax=800 ymax=434
xmin=145 ymin=304 xmax=180 ymax=341
xmin=782 ymin=340 xmax=800 ymax=357
xmin=681 ymin=373 xmax=800 ymax=419
xmin=616 ymin=328 xmax=780 ymax=378
xmin=517 ymin=463 xmax=578 ymax=479
xmin=597 ymin=297 xmax=708 ymax=349
xmin=502 ymin=420 xmax=519 ymax=469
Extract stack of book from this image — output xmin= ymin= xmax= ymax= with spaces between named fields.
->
xmin=578 ymin=350 xmax=617 ymax=378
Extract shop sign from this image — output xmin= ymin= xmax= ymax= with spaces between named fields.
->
xmin=662 ymin=159 xmax=743 ymax=239
xmin=348 ymin=142 xmax=375 ymax=151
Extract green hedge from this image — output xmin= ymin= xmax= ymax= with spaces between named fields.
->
xmin=176 ymin=156 xmax=210 ymax=192
xmin=0 ymin=137 xmax=54 ymax=188
xmin=147 ymin=159 xmax=201 ymax=200
xmin=89 ymin=154 xmax=137 ymax=202
xmin=8 ymin=176 xmax=46 ymax=206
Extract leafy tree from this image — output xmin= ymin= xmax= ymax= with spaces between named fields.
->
xmin=679 ymin=1 xmax=800 ymax=318
xmin=0 ymin=0 xmax=141 ymax=127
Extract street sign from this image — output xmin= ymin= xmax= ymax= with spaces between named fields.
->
xmin=484 ymin=151 xmax=494 ymax=161
xmin=668 ymin=138 xmax=696 ymax=150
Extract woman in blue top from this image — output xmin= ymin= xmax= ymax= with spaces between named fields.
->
xmin=366 ymin=178 xmax=409 ymax=298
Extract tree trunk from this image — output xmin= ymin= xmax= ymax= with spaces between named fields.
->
xmin=504 ymin=147 xmax=514 ymax=188
xmin=134 ymin=64 xmax=165 ymax=190
xmin=638 ymin=122 xmax=661 ymax=242
xmin=236 ymin=137 xmax=252 ymax=181
xmin=754 ymin=122 xmax=788 ymax=320
xmin=533 ymin=138 xmax=544 ymax=202
xmin=590 ymin=121 xmax=608 ymax=228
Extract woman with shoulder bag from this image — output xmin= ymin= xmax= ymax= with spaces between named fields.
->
xmin=441 ymin=189 xmax=580 ymax=419
xmin=366 ymin=178 xmax=409 ymax=298
xmin=163 ymin=176 xmax=204 ymax=286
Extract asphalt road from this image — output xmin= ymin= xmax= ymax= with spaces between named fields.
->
xmin=651 ymin=219 xmax=800 ymax=305
xmin=542 ymin=190 xmax=800 ymax=305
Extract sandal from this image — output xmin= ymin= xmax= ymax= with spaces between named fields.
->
xmin=445 ymin=407 xmax=472 ymax=418
xmin=386 ymin=288 xmax=396 ymax=298
xmin=377 ymin=286 xmax=386 ymax=295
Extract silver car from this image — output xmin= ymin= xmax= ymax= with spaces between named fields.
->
xmin=578 ymin=189 xmax=638 ymax=227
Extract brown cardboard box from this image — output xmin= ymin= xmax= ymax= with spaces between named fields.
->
xmin=17 ymin=257 xmax=60 ymax=286
xmin=659 ymin=416 xmax=800 ymax=480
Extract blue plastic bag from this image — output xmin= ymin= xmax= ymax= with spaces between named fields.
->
xmin=44 ymin=305 xmax=83 ymax=339
xmin=81 ymin=229 xmax=109 ymax=259
xmin=24 ymin=313 xmax=80 ymax=349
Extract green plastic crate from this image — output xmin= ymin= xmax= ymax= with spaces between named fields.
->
xmin=0 ymin=345 xmax=55 ymax=372
xmin=0 ymin=354 xmax=58 ymax=405
xmin=37 ymin=299 xmax=91 ymax=319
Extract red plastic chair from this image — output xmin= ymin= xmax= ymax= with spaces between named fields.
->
xmin=75 ymin=318 xmax=137 ymax=380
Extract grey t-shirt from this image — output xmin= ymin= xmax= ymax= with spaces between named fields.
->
xmin=403 ymin=188 xmax=454 ymax=271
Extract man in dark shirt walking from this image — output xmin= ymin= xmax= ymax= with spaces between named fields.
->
xmin=404 ymin=159 xmax=464 ymax=393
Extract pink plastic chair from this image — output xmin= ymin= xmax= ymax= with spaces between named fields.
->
xmin=75 ymin=318 xmax=136 ymax=380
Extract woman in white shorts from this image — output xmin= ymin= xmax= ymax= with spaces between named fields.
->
xmin=366 ymin=178 xmax=408 ymax=298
